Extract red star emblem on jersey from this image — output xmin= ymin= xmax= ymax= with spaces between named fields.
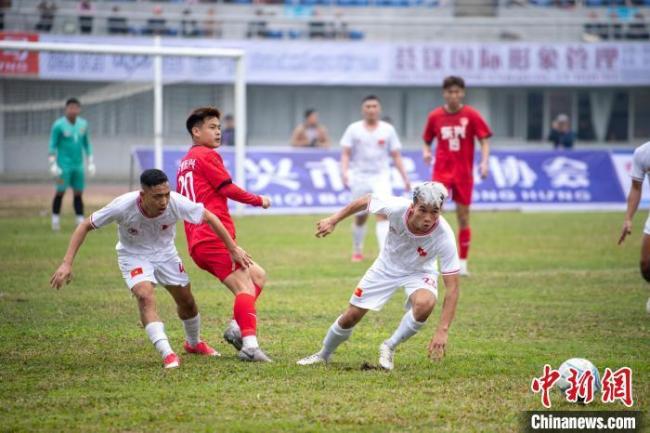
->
xmin=417 ymin=247 xmax=427 ymax=257
xmin=354 ymin=288 xmax=363 ymax=297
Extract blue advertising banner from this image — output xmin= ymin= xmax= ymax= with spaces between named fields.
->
xmin=133 ymin=147 xmax=626 ymax=214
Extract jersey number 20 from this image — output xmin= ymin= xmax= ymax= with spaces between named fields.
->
xmin=178 ymin=172 xmax=196 ymax=202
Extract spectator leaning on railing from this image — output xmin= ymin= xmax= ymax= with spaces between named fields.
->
xmin=548 ymin=114 xmax=575 ymax=150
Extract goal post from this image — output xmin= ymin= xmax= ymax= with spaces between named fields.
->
xmin=0 ymin=38 xmax=247 ymax=200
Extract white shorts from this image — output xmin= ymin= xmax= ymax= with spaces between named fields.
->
xmin=349 ymin=265 xmax=438 ymax=311
xmin=644 ymin=212 xmax=650 ymax=235
xmin=117 ymin=254 xmax=189 ymax=290
xmin=350 ymin=170 xmax=393 ymax=203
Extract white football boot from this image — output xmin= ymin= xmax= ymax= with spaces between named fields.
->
xmin=378 ymin=342 xmax=395 ymax=371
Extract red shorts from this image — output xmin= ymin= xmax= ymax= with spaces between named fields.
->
xmin=190 ymin=243 xmax=241 ymax=282
xmin=433 ymin=173 xmax=473 ymax=206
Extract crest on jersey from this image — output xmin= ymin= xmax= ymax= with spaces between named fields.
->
xmin=130 ymin=267 xmax=143 ymax=278
xmin=378 ymin=139 xmax=386 ymax=147
xmin=128 ymin=227 xmax=139 ymax=235
xmin=354 ymin=288 xmax=363 ymax=297
xmin=460 ymin=117 xmax=469 ymax=127
xmin=417 ymin=247 xmax=428 ymax=257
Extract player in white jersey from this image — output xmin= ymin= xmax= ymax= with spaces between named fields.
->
xmin=618 ymin=140 xmax=650 ymax=314
xmin=340 ymin=95 xmax=411 ymax=262
xmin=50 ymin=169 xmax=252 ymax=369
xmin=297 ymin=182 xmax=460 ymax=370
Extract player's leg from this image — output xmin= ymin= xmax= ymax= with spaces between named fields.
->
xmin=297 ymin=266 xmax=395 ymax=365
xmin=223 ymin=262 xmax=267 ymax=348
xmin=71 ymin=166 xmax=86 ymax=225
xmin=380 ymin=276 xmax=438 ymax=370
xmin=51 ymin=169 xmax=70 ymax=231
xmin=454 ymin=182 xmax=473 ymax=276
xmin=132 ymin=282 xmax=179 ymax=369
xmin=350 ymin=172 xmax=372 ymax=261
xmin=222 ymin=266 xmax=272 ymax=362
xmin=297 ymin=305 xmax=368 ymax=366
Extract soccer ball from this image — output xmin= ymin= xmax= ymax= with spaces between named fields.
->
xmin=556 ymin=358 xmax=601 ymax=394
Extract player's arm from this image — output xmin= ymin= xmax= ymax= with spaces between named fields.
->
xmin=316 ymin=194 xmax=371 ymax=238
xmin=478 ymin=137 xmax=490 ymax=179
xmin=48 ymin=122 xmax=62 ymax=177
xmin=83 ymin=123 xmax=96 ymax=176
xmin=619 ymin=179 xmax=643 ymax=245
xmin=290 ymin=125 xmax=308 ymax=147
xmin=318 ymin=126 xmax=331 ymax=148
xmin=428 ymin=272 xmax=459 ymax=361
xmin=422 ymin=116 xmax=435 ymax=166
xmin=202 ymin=209 xmax=253 ymax=268
xmin=390 ymin=150 xmax=411 ymax=192
xmin=340 ymin=147 xmax=351 ymax=187
xmin=221 ymin=183 xmax=270 ymax=208
xmin=50 ymin=219 xmax=94 ymax=289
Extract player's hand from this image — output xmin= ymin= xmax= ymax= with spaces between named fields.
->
xmin=422 ymin=146 xmax=432 ymax=166
xmin=87 ymin=162 xmax=96 ymax=177
xmin=50 ymin=263 xmax=73 ymax=290
xmin=479 ymin=160 xmax=489 ymax=179
xmin=229 ymin=246 xmax=253 ymax=269
xmin=49 ymin=161 xmax=62 ymax=178
xmin=316 ymin=217 xmax=337 ymax=238
xmin=428 ymin=329 xmax=448 ymax=361
xmin=342 ymin=171 xmax=349 ymax=188
xmin=618 ymin=219 xmax=632 ymax=245
xmin=261 ymin=196 xmax=271 ymax=209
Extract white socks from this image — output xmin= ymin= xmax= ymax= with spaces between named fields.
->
xmin=320 ymin=316 xmax=353 ymax=359
xmin=376 ymin=220 xmax=389 ymax=252
xmin=182 ymin=313 xmax=201 ymax=347
xmin=75 ymin=215 xmax=84 ymax=225
xmin=352 ymin=222 xmax=367 ymax=254
xmin=243 ymin=335 xmax=259 ymax=349
xmin=145 ymin=321 xmax=174 ymax=358
xmin=385 ymin=310 xmax=425 ymax=350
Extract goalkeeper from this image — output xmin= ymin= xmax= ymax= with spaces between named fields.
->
xmin=48 ymin=98 xmax=96 ymax=231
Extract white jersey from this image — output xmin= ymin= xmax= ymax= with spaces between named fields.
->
xmin=368 ymin=195 xmax=459 ymax=276
xmin=340 ymin=120 xmax=402 ymax=175
xmin=631 ymin=141 xmax=650 ymax=182
xmin=90 ymin=191 xmax=204 ymax=261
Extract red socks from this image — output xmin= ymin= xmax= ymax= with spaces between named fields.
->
xmin=233 ymin=293 xmax=257 ymax=337
xmin=459 ymin=227 xmax=471 ymax=260
xmin=254 ymin=283 xmax=263 ymax=300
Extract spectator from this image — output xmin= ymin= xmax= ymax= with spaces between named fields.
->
xmin=291 ymin=109 xmax=331 ymax=148
xmin=0 ymin=0 xmax=11 ymax=32
xmin=107 ymin=6 xmax=128 ymax=35
xmin=548 ymin=114 xmax=575 ymax=150
xmin=145 ymin=5 xmax=168 ymax=36
xmin=181 ymin=8 xmax=200 ymax=37
xmin=627 ymin=12 xmax=649 ymax=40
xmin=246 ymin=9 xmax=267 ymax=39
xmin=36 ymin=0 xmax=57 ymax=33
xmin=203 ymin=8 xmax=221 ymax=38
xmin=77 ymin=0 xmax=94 ymax=35
xmin=221 ymin=114 xmax=235 ymax=147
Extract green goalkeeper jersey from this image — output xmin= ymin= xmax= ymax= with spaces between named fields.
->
xmin=48 ymin=116 xmax=92 ymax=168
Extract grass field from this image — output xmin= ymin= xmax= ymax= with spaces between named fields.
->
xmin=0 ymin=204 xmax=648 ymax=432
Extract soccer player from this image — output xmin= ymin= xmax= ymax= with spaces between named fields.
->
xmin=297 ymin=182 xmax=460 ymax=370
xmin=177 ymin=107 xmax=273 ymax=362
xmin=618 ymin=140 xmax=650 ymax=314
xmin=422 ymin=76 xmax=492 ymax=276
xmin=48 ymin=98 xmax=96 ymax=231
xmin=50 ymin=169 xmax=252 ymax=369
xmin=340 ymin=95 xmax=411 ymax=262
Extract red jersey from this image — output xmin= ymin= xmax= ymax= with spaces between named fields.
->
xmin=177 ymin=145 xmax=263 ymax=252
xmin=422 ymin=105 xmax=492 ymax=181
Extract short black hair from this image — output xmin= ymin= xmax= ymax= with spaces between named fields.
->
xmin=304 ymin=108 xmax=316 ymax=119
xmin=186 ymin=107 xmax=221 ymax=136
xmin=140 ymin=169 xmax=168 ymax=188
xmin=66 ymin=98 xmax=81 ymax=107
xmin=442 ymin=76 xmax=465 ymax=90
xmin=362 ymin=95 xmax=380 ymax=104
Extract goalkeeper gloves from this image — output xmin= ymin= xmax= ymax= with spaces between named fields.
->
xmin=48 ymin=156 xmax=62 ymax=177
xmin=87 ymin=156 xmax=96 ymax=177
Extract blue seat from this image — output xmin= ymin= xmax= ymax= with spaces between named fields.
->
xmin=348 ymin=30 xmax=364 ymax=39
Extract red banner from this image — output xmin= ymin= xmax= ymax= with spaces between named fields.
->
xmin=0 ymin=32 xmax=39 ymax=76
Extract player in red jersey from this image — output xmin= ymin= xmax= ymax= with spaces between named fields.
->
xmin=422 ymin=76 xmax=492 ymax=276
xmin=177 ymin=107 xmax=273 ymax=362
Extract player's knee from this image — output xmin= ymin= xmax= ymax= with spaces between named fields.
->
xmin=411 ymin=297 xmax=435 ymax=321
xmin=133 ymin=285 xmax=155 ymax=307
xmin=640 ymin=260 xmax=650 ymax=282
xmin=251 ymin=265 xmax=267 ymax=287
xmin=177 ymin=292 xmax=197 ymax=312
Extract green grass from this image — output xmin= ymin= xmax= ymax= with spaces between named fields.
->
xmin=0 ymin=210 xmax=648 ymax=432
